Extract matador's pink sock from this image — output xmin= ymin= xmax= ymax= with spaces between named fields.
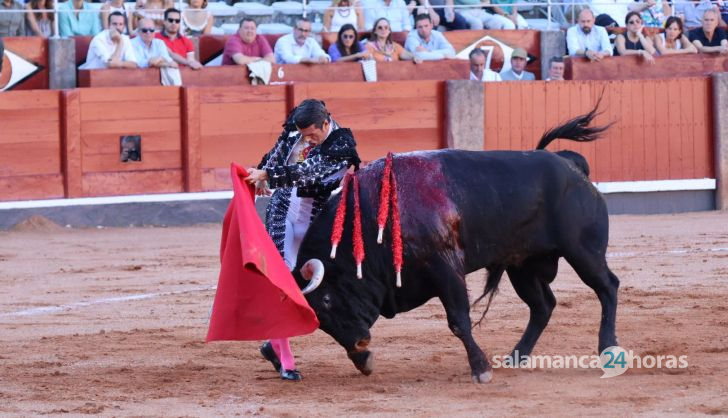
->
xmin=270 ymin=338 xmax=296 ymax=371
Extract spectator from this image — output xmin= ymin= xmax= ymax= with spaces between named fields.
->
xmin=672 ymin=0 xmax=714 ymax=28
xmin=455 ymin=0 xmax=515 ymax=30
xmin=567 ymin=8 xmax=613 ymax=61
xmin=653 ymin=15 xmax=697 ymax=55
xmin=499 ymin=47 xmax=534 ymax=80
xmin=156 ymin=8 xmax=203 ymax=69
xmin=274 ymin=18 xmax=330 ymax=64
xmin=614 ymin=11 xmax=656 ymax=63
xmin=717 ymin=0 xmax=728 ymax=25
xmin=365 ymin=17 xmax=421 ymax=62
xmin=58 ymin=0 xmax=102 ymax=37
xmin=491 ymin=0 xmax=528 ymax=29
xmin=689 ymin=9 xmax=728 ymax=54
xmin=132 ymin=18 xmax=177 ymax=68
xmin=323 ymin=0 xmax=365 ymax=32
xmin=80 ymin=11 xmax=138 ymax=69
xmin=361 ymin=0 xmax=412 ymax=32
xmin=26 ymin=0 xmax=55 ymax=37
xmin=632 ymin=0 xmax=670 ymax=28
xmin=328 ymin=23 xmax=371 ymax=62
xmin=407 ymin=0 xmax=440 ymax=28
xmin=0 ymin=0 xmax=25 ymax=37
xmin=590 ymin=0 xmax=630 ymax=28
xmin=222 ymin=18 xmax=274 ymax=65
xmin=404 ymin=14 xmax=455 ymax=60
xmin=426 ymin=0 xmax=469 ymax=30
xmin=468 ymin=48 xmax=501 ymax=82
xmin=545 ymin=56 xmax=564 ymax=80
xmin=101 ymin=0 xmax=133 ymax=34
xmin=135 ymin=0 xmax=172 ymax=31
xmin=181 ymin=0 xmax=213 ymax=37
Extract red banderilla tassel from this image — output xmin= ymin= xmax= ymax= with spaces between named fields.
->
xmin=377 ymin=152 xmax=393 ymax=244
xmin=352 ymin=175 xmax=365 ymax=279
xmin=330 ymin=173 xmax=351 ymax=259
xmin=390 ymin=170 xmax=403 ymax=287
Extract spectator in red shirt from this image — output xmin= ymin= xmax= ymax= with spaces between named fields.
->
xmin=155 ymin=8 xmax=203 ymax=70
xmin=222 ymin=18 xmax=275 ymax=65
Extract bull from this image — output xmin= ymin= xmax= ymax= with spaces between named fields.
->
xmin=294 ymin=105 xmax=619 ymax=383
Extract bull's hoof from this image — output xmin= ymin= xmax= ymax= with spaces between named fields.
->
xmin=471 ymin=370 xmax=493 ymax=384
xmin=348 ymin=350 xmax=374 ymax=376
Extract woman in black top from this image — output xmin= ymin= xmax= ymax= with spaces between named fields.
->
xmin=614 ymin=11 xmax=656 ymax=64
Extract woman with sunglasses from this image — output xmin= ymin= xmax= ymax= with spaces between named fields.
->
xmin=323 ymin=0 xmax=364 ymax=32
xmin=614 ymin=11 xmax=656 ymax=64
xmin=328 ymin=23 xmax=371 ymax=62
xmin=365 ymin=17 xmax=421 ymax=63
xmin=653 ymin=16 xmax=697 ymax=55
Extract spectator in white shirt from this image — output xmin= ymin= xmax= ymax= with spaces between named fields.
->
xmin=566 ymin=8 xmax=613 ymax=61
xmin=362 ymin=0 xmax=412 ymax=32
xmin=274 ymin=18 xmax=331 ymax=64
xmin=469 ymin=48 xmax=501 ymax=82
xmin=80 ymin=11 xmax=139 ymax=69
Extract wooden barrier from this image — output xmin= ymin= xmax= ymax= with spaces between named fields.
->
xmin=483 ymin=78 xmax=714 ymax=182
xmin=0 ymin=78 xmax=717 ymax=201
xmin=183 ymin=85 xmax=288 ymax=191
xmin=0 ymin=90 xmax=64 ymax=200
xmin=0 ymin=37 xmax=49 ymax=91
xmin=566 ymin=54 xmax=728 ymax=81
xmin=78 ymin=60 xmax=469 ymax=87
xmin=64 ymin=87 xmax=185 ymax=197
xmin=291 ymin=81 xmax=444 ymax=162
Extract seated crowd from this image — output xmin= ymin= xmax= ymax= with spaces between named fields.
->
xmin=1 ymin=0 xmax=727 ymax=80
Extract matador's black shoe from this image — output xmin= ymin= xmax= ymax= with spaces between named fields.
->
xmin=260 ymin=341 xmax=281 ymax=373
xmin=280 ymin=369 xmax=302 ymax=381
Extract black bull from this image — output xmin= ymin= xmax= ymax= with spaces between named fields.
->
xmin=293 ymin=106 xmax=619 ymax=383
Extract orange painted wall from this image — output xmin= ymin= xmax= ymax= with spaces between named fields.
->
xmin=184 ymin=85 xmax=289 ymax=191
xmin=0 ymin=79 xmax=717 ymax=202
xmin=0 ymin=90 xmax=64 ymax=200
xmin=65 ymin=87 xmax=185 ymax=197
xmin=291 ymin=81 xmax=444 ymax=163
xmin=483 ymin=78 xmax=714 ymax=182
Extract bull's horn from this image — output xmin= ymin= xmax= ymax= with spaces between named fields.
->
xmin=300 ymin=259 xmax=325 ymax=295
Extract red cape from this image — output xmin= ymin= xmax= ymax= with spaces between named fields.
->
xmin=206 ymin=163 xmax=319 ymax=341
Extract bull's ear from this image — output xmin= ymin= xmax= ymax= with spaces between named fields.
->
xmin=300 ymin=259 xmax=325 ymax=295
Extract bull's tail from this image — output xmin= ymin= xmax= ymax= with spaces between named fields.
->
xmin=471 ymin=266 xmax=506 ymax=328
xmin=535 ymin=96 xmax=612 ymax=151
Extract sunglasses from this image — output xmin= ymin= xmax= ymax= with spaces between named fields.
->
xmin=296 ymin=27 xmax=311 ymax=32
xmin=140 ymin=28 xmax=155 ymax=33
xmin=376 ymin=25 xmax=389 ymax=30
xmin=166 ymin=18 xmax=180 ymax=23
xmin=342 ymin=34 xmax=355 ymax=39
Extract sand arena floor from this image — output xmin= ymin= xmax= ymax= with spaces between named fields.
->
xmin=0 ymin=212 xmax=727 ymax=417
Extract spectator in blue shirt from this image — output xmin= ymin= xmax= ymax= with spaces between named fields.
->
xmin=328 ymin=23 xmax=372 ymax=62
xmin=58 ymin=0 xmax=102 ymax=37
xmin=404 ymin=14 xmax=455 ymax=60
xmin=131 ymin=18 xmax=177 ymax=68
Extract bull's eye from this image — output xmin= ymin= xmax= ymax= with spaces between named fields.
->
xmin=322 ymin=293 xmax=332 ymax=309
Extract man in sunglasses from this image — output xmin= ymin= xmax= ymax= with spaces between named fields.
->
xmin=131 ymin=18 xmax=177 ymax=68
xmin=80 ymin=11 xmax=139 ymax=69
xmin=155 ymin=8 xmax=203 ymax=70
xmin=274 ymin=18 xmax=330 ymax=64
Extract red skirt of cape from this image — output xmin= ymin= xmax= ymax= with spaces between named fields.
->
xmin=206 ymin=163 xmax=319 ymax=341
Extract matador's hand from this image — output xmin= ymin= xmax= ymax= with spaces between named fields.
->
xmin=244 ymin=168 xmax=268 ymax=184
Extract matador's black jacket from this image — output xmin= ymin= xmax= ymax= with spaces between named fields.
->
xmin=257 ymin=118 xmax=360 ymax=257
